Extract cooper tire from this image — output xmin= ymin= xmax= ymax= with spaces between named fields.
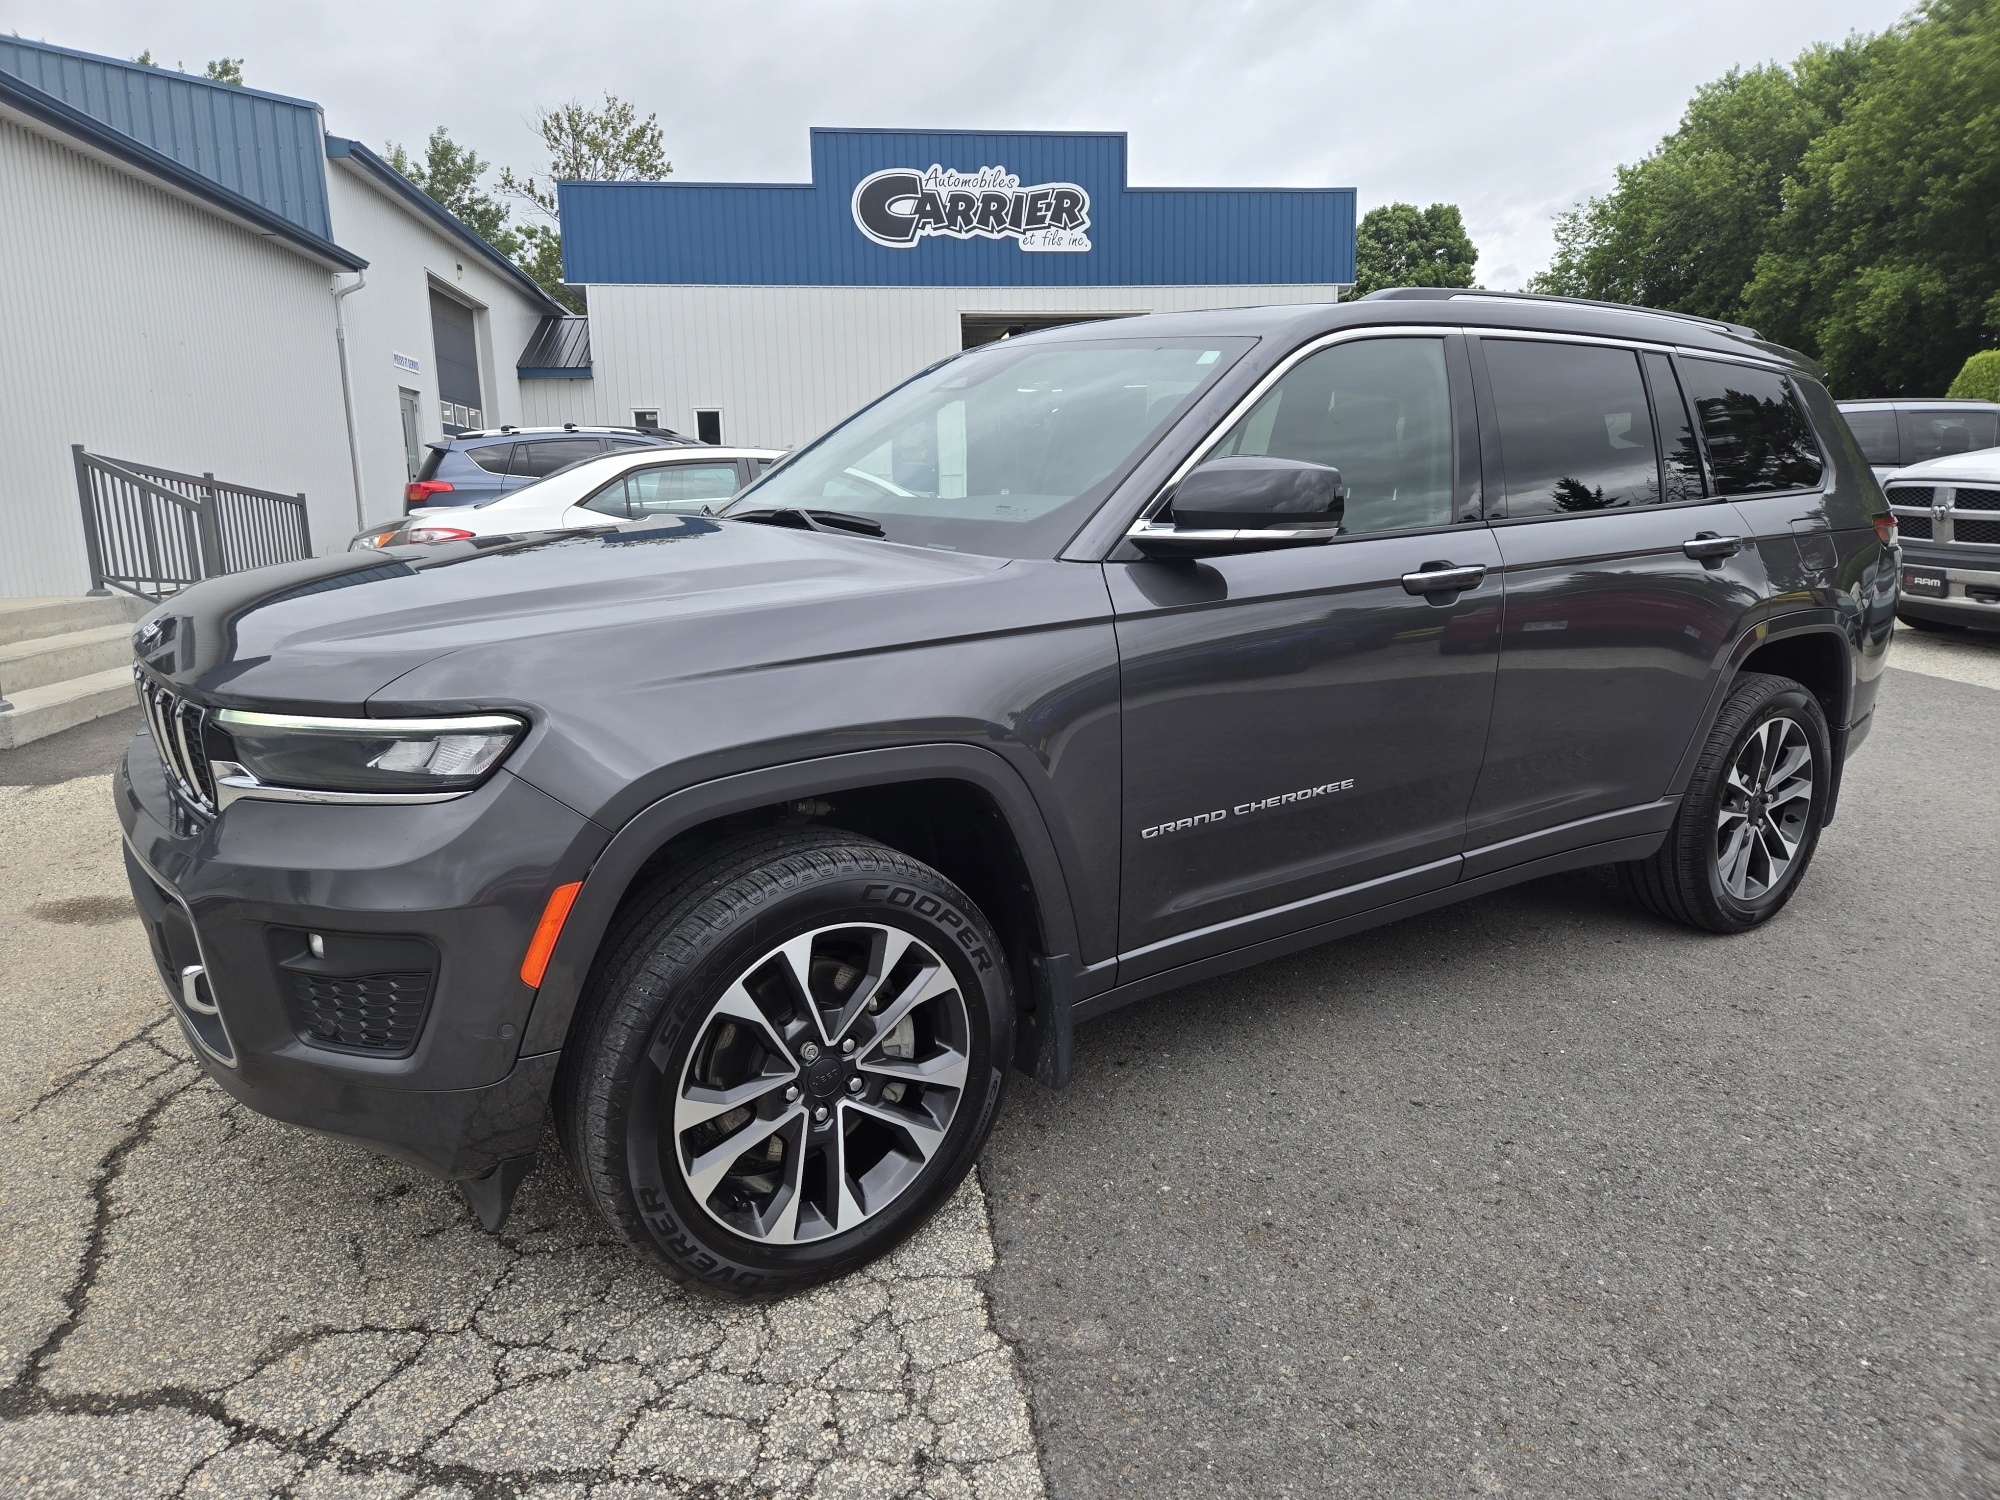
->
xmin=554 ymin=828 xmax=1012 ymax=1296
xmin=1617 ymin=672 xmax=1830 ymax=934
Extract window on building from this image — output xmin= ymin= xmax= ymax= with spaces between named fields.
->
xmin=633 ymin=409 xmax=661 ymax=430
xmin=429 ymin=289 xmax=483 ymax=435
xmin=1202 ymin=336 xmax=1454 ymax=535
xmin=398 ymin=390 xmax=424 ymax=481
xmin=696 ymin=410 xmax=723 ymax=446
xmin=1484 ymin=340 xmax=1659 ymax=515
xmin=1679 ymin=359 xmax=1825 ymax=494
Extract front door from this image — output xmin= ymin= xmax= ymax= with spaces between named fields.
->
xmin=1463 ymin=336 xmax=1766 ymax=871
xmin=1112 ymin=333 xmax=1502 ymax=979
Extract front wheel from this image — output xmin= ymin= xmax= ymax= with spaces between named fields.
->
xmin=1618 ymin=672 xmax=1830 ymax=934
xmin=555 ymin=829 xmax=1013 ymax=1296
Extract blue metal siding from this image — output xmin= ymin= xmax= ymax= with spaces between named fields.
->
xmin=0 ymin=36 xmax=332 ymax=241
xmin=560 ymin=128 xmax=1354 ymax=288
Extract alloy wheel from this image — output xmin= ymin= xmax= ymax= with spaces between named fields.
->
xmin=669 ymin=923 xmax=971 ymax=1245
xmin=1714 ymin=714 xmax=1814 ymax=902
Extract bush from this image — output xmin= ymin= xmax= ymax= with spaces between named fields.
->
xmin=1947 ymin=349 xmax=2000 ymax=402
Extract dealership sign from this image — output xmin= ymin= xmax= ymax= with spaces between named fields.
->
xmin=852 ymin=165 xmax=1092 ymax=252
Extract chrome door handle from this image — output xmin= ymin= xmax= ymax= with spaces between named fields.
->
xmin=1401 ymin=562 xmax=1486 ymax=596
xmin=1682 ymin=533 xmax=1742 ymax=560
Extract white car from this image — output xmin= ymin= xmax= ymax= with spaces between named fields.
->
xmin=353 ymin=446 xmax=783 ymax=549
xmin=1881 ymin=444 xmax=2000 ymax=632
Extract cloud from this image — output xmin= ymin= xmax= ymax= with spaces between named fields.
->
xmin=15 ymin=0 xmax=1908 ymax=287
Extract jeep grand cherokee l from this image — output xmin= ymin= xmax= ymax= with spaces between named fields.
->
xmin=118 ymin=290 xmax=1896 ymax=1295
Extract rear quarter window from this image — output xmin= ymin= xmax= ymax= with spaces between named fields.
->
xmin=1840 ymin=409 xmax=1900 ymax=467
xmin=1679 ymin=359 xmax=1824 ymax=495
xmin=465 ymin=444 xmax=516 ymax=475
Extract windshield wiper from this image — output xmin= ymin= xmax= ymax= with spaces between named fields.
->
xmin=727 ymin=507 xmax=886 ymax=538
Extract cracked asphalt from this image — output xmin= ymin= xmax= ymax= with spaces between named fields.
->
xmin=2 ymin=624 xmax=1996 ymax=1498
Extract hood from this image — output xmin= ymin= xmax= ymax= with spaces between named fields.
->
xmin=1884 ymin=446 xmax=2000 ymax=485
xmin=137 ymin=516 xmax=1006 ymax=711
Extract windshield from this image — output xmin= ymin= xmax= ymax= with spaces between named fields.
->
xmin=727 ymin=336 xmax=1253 ymax=555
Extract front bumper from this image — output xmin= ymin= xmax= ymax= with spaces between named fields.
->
xmin=117 ymin=733 xmax=604 ymax=1180
xmin=1899 ymin=545 xmax=2000 ymax=627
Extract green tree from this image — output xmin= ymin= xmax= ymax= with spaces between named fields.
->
xmin=203 ymin=57 xmax=243 ymax=85
xmin=1743 ymin=0 xmax=2000 ymax=395
xmin=385 ymin=128 xmax=518 ymax=256
xmin=1352 ymin=202 xmax=1478 ymax=294
xmin=497 ymin=94 xmax=670 ymax=310
xmin=1947 ymin=348 xmax=2000 ymax=400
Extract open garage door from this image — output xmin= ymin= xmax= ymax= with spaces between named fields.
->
xmin=960 ymin=311 xmax=1142 ymax=349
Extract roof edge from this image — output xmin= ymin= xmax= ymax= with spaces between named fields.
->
xmin=0 ymin=71 xmax=365 ymax=271
xmin=0 ymin=35 xmax=325 ymax=111
xmin=327 ymin=136 xmax=565 ymax=315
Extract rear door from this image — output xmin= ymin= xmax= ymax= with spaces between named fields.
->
xmin=1111 ymin=331 xmax=1502 ymax=976
xmin=1463 ymin=335 xmax=1764 ymax=872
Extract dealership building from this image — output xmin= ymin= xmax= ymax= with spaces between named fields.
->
xmin=531 ymin=128 xmax=1357 ymax=447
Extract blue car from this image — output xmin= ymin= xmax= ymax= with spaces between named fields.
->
xmin=405 ymin=425 xmax=695 ymax=511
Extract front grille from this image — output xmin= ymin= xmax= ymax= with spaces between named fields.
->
xmin=135 ymin=670 xmax=217 ymax=813
xmin=1887 ymin=487 xmax=1934 ymax=508
xmin=285 ymin=970 xmax=434 ymax=1056
xmin=1955 ymin=487 xmax=2000 ymax=511
xmin=1898 ymin=513 xmax=1934 ymax=540
xmin=1956 ymin=516 xmax=2000 ymax=546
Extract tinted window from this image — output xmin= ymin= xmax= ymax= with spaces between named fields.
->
xmin=606 ymin=438 xmax=655 ymax=452
xmin=514 ymin=437 xmax=604 ymax=479
xmin=1679 ymin=359 xmax=1824 ymax=494
xmin=1901 ymin=407 xmax=2000 ymax=464
xmin=465 ymin=443 xmax=515 ymax=475
xmin=1485 ymin=341 xmax=1657 ymax=514
xmin=414 ymin=446 xmax=445 ymax=483
xmin=1643 ymin=352 xmax=1706 ymax=504
xmin=1842 ymin=409 xmax=1901 ymax=466
xmin=1205 ymin=337 xmax=1453 ymax=534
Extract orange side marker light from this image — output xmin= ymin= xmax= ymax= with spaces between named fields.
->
xmin=520 ymin=881 xmax=583 ymax=988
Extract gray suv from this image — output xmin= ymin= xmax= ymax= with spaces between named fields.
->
xmin=119 ymin=290 xmax=1896 ymax=1294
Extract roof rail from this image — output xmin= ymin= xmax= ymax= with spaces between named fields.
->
xmin=1359 ymin=286 xmax=1760 ymax=341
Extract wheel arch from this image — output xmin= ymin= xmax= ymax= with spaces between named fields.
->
xmin=519 ymin=745 xmax=1084 ymax=1080
xmin=1670 ymin=612 xmax=1855 ymax=821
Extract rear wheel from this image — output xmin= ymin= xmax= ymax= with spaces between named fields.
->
xmin=555 ymin=829 xmax=1012 ymax=1296
xmin=1618 ymin=672 xmax=1830 ymax=934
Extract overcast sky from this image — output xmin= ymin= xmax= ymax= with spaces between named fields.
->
xmin=6 ymin=0 xmax=1912 ymax=289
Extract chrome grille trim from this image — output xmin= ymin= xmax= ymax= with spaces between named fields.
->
xmin=135 ymin=669 xmax=217 ymax=815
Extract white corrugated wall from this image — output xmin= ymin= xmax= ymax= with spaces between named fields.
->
xmin=0 ymin=114 xmax=353 ymax=597
xmin=519 ymin=282 xmax=1346 ymax=448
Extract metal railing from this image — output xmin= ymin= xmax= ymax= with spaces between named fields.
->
xmin=73 ymin=446 xmax=312 ymax=601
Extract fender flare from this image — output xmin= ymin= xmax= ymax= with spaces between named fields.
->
xmin=1667 ymin=609 xmax=1856 ymax=817
xmin=518 ymin=743 xmax=1084 ymax=1056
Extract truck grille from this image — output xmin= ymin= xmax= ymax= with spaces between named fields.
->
xmin=1957 ymin=516 xmax=2000 ymax=546
xmin=1898 ymin=514 xmax=1934 ymax=540
xmin=1956 ymin=488 xmax=2000 ymax=511
xmin=1887 ymin=487 xmax=1934 ymax=508
xmin=135 ymin=671 xmax=217 ymax=814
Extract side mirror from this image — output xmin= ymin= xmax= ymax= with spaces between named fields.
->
xmin=1130 ymin=456 xmax=1345 ymax=559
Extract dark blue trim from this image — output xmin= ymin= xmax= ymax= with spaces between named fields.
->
xmin=0 ymin=70 xmax=365 ymax=270
xmin=325 ymin=137 xmax=565 ymax=316
xmin=518 ymin=368 xmax=593 ymax=379
xmin=559 ymin=127 xmax=1355 ymax=288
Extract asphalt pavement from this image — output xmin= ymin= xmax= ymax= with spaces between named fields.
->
xmin=981 ymin=656 xmax=2000 ymax=1497
xmin=0 ymin=631 xmax=1995 ymax=1497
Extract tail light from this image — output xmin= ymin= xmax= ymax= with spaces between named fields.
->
xmin=1873 ymin=515 xmax=1898 ymax=546
xmin=404 ymin=526 xmax=476 ymax=545
xmin=405 ymin=480 xmax=454 ymax=510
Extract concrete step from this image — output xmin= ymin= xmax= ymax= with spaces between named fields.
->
xmin=0 ymin=623 xmax=135 ymax=696
xmin=0 ymin=666 xmax=140 ymax=751
xmin=0 ymin=594 xmax=150 ymax=647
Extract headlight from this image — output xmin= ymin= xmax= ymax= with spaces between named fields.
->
xmin=209 ymin=709 xmax=526 ymax=806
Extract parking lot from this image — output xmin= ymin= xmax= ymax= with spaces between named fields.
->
xmin=1 ymin=630 xmax=1995 ymax=1498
